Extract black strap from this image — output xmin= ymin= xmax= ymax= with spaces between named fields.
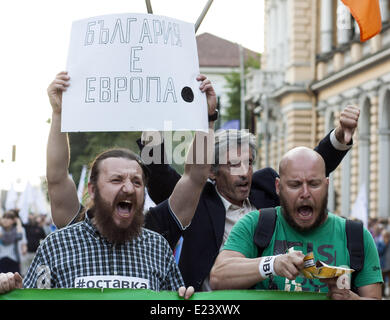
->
xmin=346 ymin=219 xmax=365 ymax=273
xmin=253 ymin=208 xmax=277 ymax=257
xmin=346 ymin=219 xmax=364 ymax=293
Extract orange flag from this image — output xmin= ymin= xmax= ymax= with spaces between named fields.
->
xmin=341 ymin=0 xmax=382 ymax=42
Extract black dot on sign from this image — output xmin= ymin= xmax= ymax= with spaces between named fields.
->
xmin=181 ymin=86 xmax=194 ymax=103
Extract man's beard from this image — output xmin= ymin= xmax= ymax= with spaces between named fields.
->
xmin=90 ymin=187 xmax=145 ymax=244
xmin=280 ymin=191 xmax=328 ymax=233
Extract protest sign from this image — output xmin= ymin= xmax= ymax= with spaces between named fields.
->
xmin=62 ymin=13 xmax=207 ymax=132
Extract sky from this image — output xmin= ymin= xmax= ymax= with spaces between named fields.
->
xmin=0 ymin=0 xmax=264 ymax=191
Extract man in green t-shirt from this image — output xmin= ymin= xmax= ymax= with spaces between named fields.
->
xmin=209 ymin=147 xmax=383 ymax=300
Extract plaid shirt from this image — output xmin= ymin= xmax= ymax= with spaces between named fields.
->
xmin=23 ymin=213 xmax=184 ymax=291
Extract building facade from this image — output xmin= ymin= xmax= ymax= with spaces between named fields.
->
xmin=246 ymin=0 xmax=390 ymax=218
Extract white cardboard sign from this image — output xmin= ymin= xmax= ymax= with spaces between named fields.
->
xmin=62 ymin=13 xmax=208 ymax=132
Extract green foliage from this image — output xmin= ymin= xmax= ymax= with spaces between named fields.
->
xmin=68 ymin=132 xmax=141 ymax=185
xmin=68 ymin=130 xmax=191 ymax=186
xmin=224 ymin=72 xmax=242 ymax=121
xmin=246 ymin=54 xmax=261 ymax=69
xmin=223 ymin=52 xmax=261 ymax=127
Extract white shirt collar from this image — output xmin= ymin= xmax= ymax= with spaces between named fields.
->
xmin=215 ymin=186 xmax=251 ymax=210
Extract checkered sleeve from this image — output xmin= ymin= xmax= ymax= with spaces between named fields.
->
xmin=160 ymin=241 xmax=184 ymax=291
xmin=22 ymin=240 xmax=51 ymax=288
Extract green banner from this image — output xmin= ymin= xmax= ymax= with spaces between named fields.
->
xmin=0 ymin=288 xmax=328 ymax=300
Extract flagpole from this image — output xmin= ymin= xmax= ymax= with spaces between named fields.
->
xmin=240 ymin=45 xmax=245 ymax=129
xmin=145 ymin=0 xmax=153 ymax=14
xmin=195 ymin=0 xmax=214 ymax=33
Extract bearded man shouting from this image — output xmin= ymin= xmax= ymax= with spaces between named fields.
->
xmin=0 ymin=148 xmax=192 ymax=298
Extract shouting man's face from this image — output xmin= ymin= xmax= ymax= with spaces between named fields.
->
xmin=276 ymin=147 xmax=329 ymax=232
xmin=88 ymin=157 xmax=145 ymax=244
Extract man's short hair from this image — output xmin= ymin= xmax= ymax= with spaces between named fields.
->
xmin=212 ymin=129 xmax=257 ymax=173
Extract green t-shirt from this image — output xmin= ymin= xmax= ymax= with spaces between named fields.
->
xmin=223 ymin=207 xmax=383 ymax=292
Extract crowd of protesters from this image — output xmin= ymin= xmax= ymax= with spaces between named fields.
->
xmin=0 ymin=72 xmax=386 ymax=300
xmin=369 ymin=217 xmax=390 ymax=297
xmin=0 ymin=209 xmax=52 ymax=276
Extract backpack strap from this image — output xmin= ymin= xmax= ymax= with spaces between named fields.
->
xmin=346 ymin=219 xmax=364 ymax=272
xmin=345 ymin=219 xmax=364 ymax=291
xmin=252 ymin=208 xmax=278 ymax=290
xmin=253 ymin=207 xmax=277 ymax=257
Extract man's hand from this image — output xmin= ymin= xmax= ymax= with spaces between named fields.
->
xmin=47 ymin=71 xmax=70 ymax=114
xmin=0 ymin=272 xmax=23 ymax=294
xmin=197 ymin=74 xmax=217 ymax=117
xmin=321 ymin=277 xmax=360 ymax=300
xmin=141 ymin=74 xmax=216 ymax=146
xmin=335 ymin=105 xmax=360 ymax=145
xmin=178 ymin=286 xmax=195 ymax=300
xmin=273 ymin=251 xmax=305 ymax=280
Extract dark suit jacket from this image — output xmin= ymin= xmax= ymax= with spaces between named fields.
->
xmin=140 ymin=131 xmax=349 ymax=290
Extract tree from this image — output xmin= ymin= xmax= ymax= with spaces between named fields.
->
xmin=68 ymin=130 xmax=189 ymax=186
xmin=68 ymin=131 xmax=141 ymax=185
xmin=223 ymin=53 xmax=261 ymax=128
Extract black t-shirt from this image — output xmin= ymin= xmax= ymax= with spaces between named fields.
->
xmin=23 ymin=224 xmax=46 ymax=253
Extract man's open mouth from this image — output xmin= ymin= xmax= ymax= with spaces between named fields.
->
xmin=297 ymin=205 xmax=313 ymax=219
xmin=116 ymin=200 xmax=133 ymax=217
